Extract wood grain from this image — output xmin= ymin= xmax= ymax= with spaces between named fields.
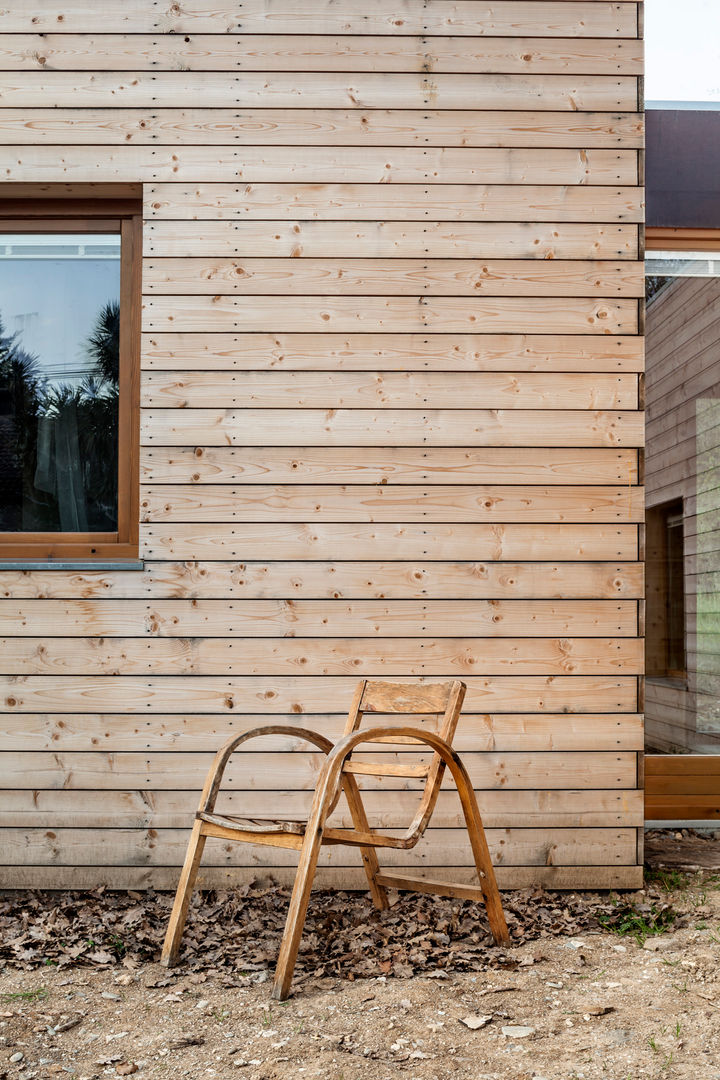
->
xmin=138 ymin=523 xmax=639 ymax=561
xmin=3 ymin=750 xmax=639 ymax=791
xmin=141 ymin=296 xmax=639 ymax=334
xmin=0 ymin=712 xmax=644 ymax=753
xmin=0 ymin=35 xmax=643 ymax=74
xmin=144 ymin=221 xmax=639 ymax=260
xmin=140 ymin=371 xmax=639 ymax=410
xmin=0 ymin=73 xmax=639 ymax=110
xmin=0 ymin=3 xmax=640 ymax=37
xmin=146 ymin=183 xmax=644 ymax=220
xmin=141 ymin=332 xmax=644 ymax=372
xmin=138 ymin=484 xmax=644 ymax=524
xmin=0 ymin=787 xmax=644 ymax=829
xmin=0 ymin=560 xmax=644 ymax=600
xmin=142 ymin=258 xmax=644 ymax=297
xmin=0 ymin=826 xmax=638 ymax=867
xmin=0 ymin=599 xmax=639 ymax=638
xmin=0 ymin=636 xmax=644 ymax=677
xmin=139 ymin=408 xmax=644 ymax=448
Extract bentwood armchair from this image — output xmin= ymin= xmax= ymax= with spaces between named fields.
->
xmin=161 ymin=679 xmax=509 ymax=998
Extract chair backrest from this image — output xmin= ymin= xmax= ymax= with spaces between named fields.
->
xmin=340 ymin=679 xmax=467 ymax=843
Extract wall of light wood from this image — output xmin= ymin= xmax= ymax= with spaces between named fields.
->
xmin=645 ymin=275 xmax=720 ymax=754
xmin=0 ymin=0 xmax=644 ymax=890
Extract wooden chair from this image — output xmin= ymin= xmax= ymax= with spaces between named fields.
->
xmin=161 ymin=679 xmax=510 ymax=998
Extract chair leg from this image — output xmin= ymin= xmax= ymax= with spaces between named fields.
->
xmin=160 ymin=819 xmax=207 ymax=967
xmin=271 ymin=826 xmax=324 ymax=1000
xmin=341 ymin=776 xmax=389 ymax=911
xmin=455 ymin=776 xmax=510 ymax=947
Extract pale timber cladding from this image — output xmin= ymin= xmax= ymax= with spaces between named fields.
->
xmin=0 ymin=1 xmax=644 ymax=889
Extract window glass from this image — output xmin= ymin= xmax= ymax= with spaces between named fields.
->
xmin=0 ymin=232 xmax=121 ymax=533
xmin=645 ymin=246 xmax=720 ymax=750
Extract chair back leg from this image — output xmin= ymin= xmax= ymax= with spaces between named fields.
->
xmin=453 ymin=761 xmax=510 ymax=947
xmin=341 ymin=774 xmax=389 ymax=911
xmin=161 ymin=820 xmax=207 ymax=966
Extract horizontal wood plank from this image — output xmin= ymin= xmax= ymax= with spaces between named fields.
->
xmin=141 ymin=296 xmax=639 ymax=334
xmin=0 ymin=599 xmax=639 ymax=638
xmin=0 ymin=35 xmax=644 ymax=74
xmin=145 ymin=221 xmax=639 ymax=260
xmin=645 ymin=795 xmax=720 ymax=821
xmin=141 ymin=332 xmax=645 ymax=372
xmin=140 ymin=446 xmax=640 ymax=485
xmin=140 ymin=371 xmax=639 ymax=410
xmin=0 ymin=711 xmax=644 ymax=753
xmin=0 ymin=73 xmax=639 ymax=110
xmin=3 ymin=750 xmax=638 ymax=791
xmin=138 ymin=523 xmax=639 ymax=561
xmin=139 ymin=408 xmax=644 ymax=447
xmin=0 ymin=675 xmax=638 ymax=714
xmin=0 ymin=787 xmax=645 ymax=829
xmin=145 ymin=183 xmax=644 ymax=220
xmin=0 ymin=636 xmax=644 ymax=677
xmin=142 ymin=258 xmax=644 ymax=297
xmin=0 ymin=827 xmax=638 ymax=867
xmin=0 ymin=3 xmax=640 ymax=38
xmin=138 ymin=484 xmax=644 ymax=524
xmin=0 ymin=560 xmax=644 ymax=600
xmin=0 ymin=864 xmax=644 ymax=890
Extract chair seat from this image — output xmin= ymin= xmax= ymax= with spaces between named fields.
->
xmin=198 ymin=811 xmax=306 ymax=836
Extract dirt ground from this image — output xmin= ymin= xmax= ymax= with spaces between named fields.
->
xmin=2 ymin=833 xmax=720 ymax=1080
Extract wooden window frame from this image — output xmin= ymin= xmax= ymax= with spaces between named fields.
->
xmin=646 ymin=226 xmax=720 ymax=251
xmin=0 ymin=198 xmax=141 ymax=561
xmin=645 ymin=499 xmax=686 ymax=681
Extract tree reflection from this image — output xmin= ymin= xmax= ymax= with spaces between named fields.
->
xmin=0 ymin=300 xmax=120 ymax=532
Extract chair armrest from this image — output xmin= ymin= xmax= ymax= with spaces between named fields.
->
xmin=198 ymin=724 xmax=334 ymax=814
xmin=326 ymin=725 xmax=456 ymax=764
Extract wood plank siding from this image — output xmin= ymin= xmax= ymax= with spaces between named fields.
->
xmin=0 ymin=0 xmax=644 ymax=890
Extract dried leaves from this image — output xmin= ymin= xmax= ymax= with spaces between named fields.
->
xmin=0 ymin=882 xmax=656 ymax=983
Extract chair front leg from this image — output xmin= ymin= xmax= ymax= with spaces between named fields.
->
xmin=161 ymin=819 xmax=207 ymax=967
xmin=271 ymin=818 xmax=326 ymax=1000
xmin=271 ymin=752 xmax=348 ymax=999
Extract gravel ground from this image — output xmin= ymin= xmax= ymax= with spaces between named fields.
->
xmin=1 ymin=839 xmax=720 ymax=1080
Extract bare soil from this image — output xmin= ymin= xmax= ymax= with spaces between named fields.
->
xmin=1 ymin=834 xmax=720 ymax=1080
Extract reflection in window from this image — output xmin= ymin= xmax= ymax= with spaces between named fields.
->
xmin=0 ymin=233 xmax=120 ymax=533
xmin=645 ymin=246 xmax=720 ymax=752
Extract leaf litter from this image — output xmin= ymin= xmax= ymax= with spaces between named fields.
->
xmin=0 ymin=882 xmax=643 ymax=979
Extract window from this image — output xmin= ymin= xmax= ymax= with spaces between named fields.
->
xmin=0 ymin=192 xmax=140 ymax=560
xmin=646 ymin=499 xmax=686 ymax=680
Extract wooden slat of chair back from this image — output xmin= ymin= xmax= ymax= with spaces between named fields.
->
xmin=340 ymin=679 xmax=467 ymax=838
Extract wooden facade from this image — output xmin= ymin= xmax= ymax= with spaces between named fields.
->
xmin=0 ymin=1 xmax=645 ymax=890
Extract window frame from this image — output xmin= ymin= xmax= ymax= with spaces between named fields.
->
xmin=0 ymin=199 xmax=141 ymax=561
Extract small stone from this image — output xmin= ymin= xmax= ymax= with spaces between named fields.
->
xmin=101 ymin=992 xmax=121 ymax=1002
xmin=9 ymin=1053 xmax=23 ymax=1063
xmin=115 ymin=1065 xmax=138 ymax=1076
xmin=643 ymin=937 xmax=674 ymax=951
xmin=459 ymin=1015 xmax=493 ymax=1030
xmin=584 ymin=1005 xmax=613 ymax=1016
xmin=195 ymin=999 xmax=210 ymax=1011
xmin=501 ymin=1026 xmax=535 ymax=1039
